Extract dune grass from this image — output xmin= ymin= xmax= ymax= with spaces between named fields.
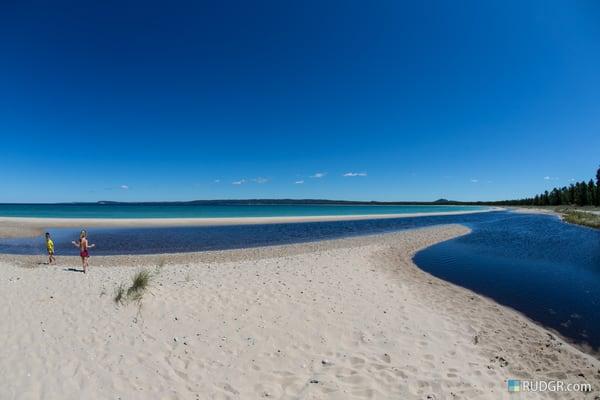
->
xmin=561 ymin=211 xmax=600 ymax=229
xmin=127 ymin=269 xmax=151 ymax=300
xmin=114 ymin=269 xmax=152 ymax=305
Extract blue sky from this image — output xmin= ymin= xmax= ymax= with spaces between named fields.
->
xmin=1 ymin=1 xmax=599 ymax=202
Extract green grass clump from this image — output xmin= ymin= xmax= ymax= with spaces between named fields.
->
xmin=562 ymin=211 xmax=600 ymax=229
xmin=114 ymin=269 xmax=152 ymax=305
xmin=127 ymin=269 xmax=152 ymax=302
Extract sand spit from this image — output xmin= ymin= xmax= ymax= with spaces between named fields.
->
xmin=0 ymin=207 xmax=502 ymax=239
xmin=0 ymin=225 xmax=597 ymax=399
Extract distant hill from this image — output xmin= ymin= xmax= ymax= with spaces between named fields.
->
xmin=1 ymin=198 xmax=505 ymax=206
xmin=90 ymin=199 xmax=466 ymax=206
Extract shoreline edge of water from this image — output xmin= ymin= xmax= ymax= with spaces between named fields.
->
xmin=0 ymin=207 xmax=503 ymax=238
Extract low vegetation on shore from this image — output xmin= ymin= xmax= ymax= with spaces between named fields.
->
xmin=561 ymin=210 xmax=600 ymax=229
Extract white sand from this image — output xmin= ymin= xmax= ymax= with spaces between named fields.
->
xmin=0 ymin=207 xmax=502 ymax=238
xmin=0 ymin=225 xmax=598 ymax=399
xmin=509 ymin=207 xmax=561 ymax=217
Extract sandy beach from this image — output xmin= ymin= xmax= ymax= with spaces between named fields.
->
xmin=1 ymin=224 xmax=598 ymax=399
xmin=0 ymin=207 xmax=501 ymax=239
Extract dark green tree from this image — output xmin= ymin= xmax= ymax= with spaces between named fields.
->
xmin=560 ymin=186 xmax=570 ymax=205
xmin=589 ymin=179 xmax=597 ymax=207
xmin=487 ymin=165 xmax=600 ymax=206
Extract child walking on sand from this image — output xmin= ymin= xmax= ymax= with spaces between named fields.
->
xmin=72 ymin=230 xmax=95 ymax=274
xmin=45 ymin=232 xmax=55 ymax=264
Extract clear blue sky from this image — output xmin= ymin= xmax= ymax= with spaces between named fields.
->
xmin=1 ymin=1 xmax=599 ymax=203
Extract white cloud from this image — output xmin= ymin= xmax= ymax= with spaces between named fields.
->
xmin=120 ymin=185 xmax=129 ymax=190
xmin=470 ymin=179 xmax=479 ymax=183
xmin=544 ymin=176 xmax=551 ymax=180
xmin=232 ymin=179 xmax=246 ymax=185
xmin=214 ymin=179 xmax=221 ymax=183
xmin=343 ymin=172 xmax=367 ymax=177
xmin=310 ymin=172 xmax=326 ymax=178
xmin=295 ymin=180 xmax=304 ymax=184
xmin=544 ymin=176 xmax=559 ymax=181
xmin=253 ymin=177 xmax=268 ymax=184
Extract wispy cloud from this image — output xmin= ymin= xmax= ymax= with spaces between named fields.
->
xmin=232 ymin=177 xmax=268 ymax=185
xmin=544 ymin=176 xmax=559 ymax=181
xmin=470 ymin=179 xmax=479 ymax=183
xmin=295 ymin=180 xmax=304 ymax=184
xmin=310 ymin=172 xmax=326 ymax=178
xmin=120 ymin=185 xmax=129 ymax=190
xmin=214 ymin=179 xmax=221 ymax=183
xmin=343 ymin=172 xmax=367 ymax=177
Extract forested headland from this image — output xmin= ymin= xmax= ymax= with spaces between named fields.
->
xmin=486 ymin=165 xmax=600 ymax=207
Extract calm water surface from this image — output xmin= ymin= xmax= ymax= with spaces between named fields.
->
xmin=414 ymin=212 xmax=600 ymax=350
xmin=1 ymin=211 xmax=599 ymax=350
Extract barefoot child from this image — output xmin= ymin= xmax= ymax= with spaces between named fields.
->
xmin=72 ymin=230 xmax=95 ymax=274
xmin=45 ymin=232 xmax=55 ymax=264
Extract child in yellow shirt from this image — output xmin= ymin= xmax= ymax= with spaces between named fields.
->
xmin=45 ymin=232 xmax=55 ymax=264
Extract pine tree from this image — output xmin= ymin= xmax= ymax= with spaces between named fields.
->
xmin=589 ymin=179 xmax=597 ymax=207
xmin=575 ymin=182 xmax=587 ymax=206
xmin=560 ymin=186 xmax=570 ymax=205
xmin=499 ymin=165 xmax=600 ymax=206
xmin=549 ymin=188 xmax=560 ymax=205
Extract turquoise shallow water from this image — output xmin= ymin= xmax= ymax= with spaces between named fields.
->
xmin=0 ymin=204 xmax=487 ymax=218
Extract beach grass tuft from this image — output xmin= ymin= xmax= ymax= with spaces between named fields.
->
xmin=126 ymin=269 xmax=151 ymax=302
xmin=114 ymin=284 xmax=126 ymax=304
xmin=114 ymin=269 xmax=152 ymax=306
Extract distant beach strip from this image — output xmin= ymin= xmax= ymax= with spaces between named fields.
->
xmin=0 ymin=205 xmax=498 ymax=239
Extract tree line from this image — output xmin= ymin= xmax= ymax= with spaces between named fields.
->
xmin=495 ymin=165 xmax=600 ymax=207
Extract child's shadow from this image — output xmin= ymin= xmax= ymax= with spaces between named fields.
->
xmin=63 ymin=268 xmax=84 ymax=273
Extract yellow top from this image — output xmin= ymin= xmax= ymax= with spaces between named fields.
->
xmin=46 ymin=239 xmax=54 ymax=252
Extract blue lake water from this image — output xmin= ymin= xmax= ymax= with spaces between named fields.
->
xmin=414 ymin=212 xmax=600 ymax=351
xmin=0 ymin=203 xmax=485 ymax=218
xmin=1 ymin=210 xmax=599 ymax=350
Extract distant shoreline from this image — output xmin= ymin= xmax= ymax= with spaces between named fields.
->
xmin=0 ymin=207 xmax=502 ymax=238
